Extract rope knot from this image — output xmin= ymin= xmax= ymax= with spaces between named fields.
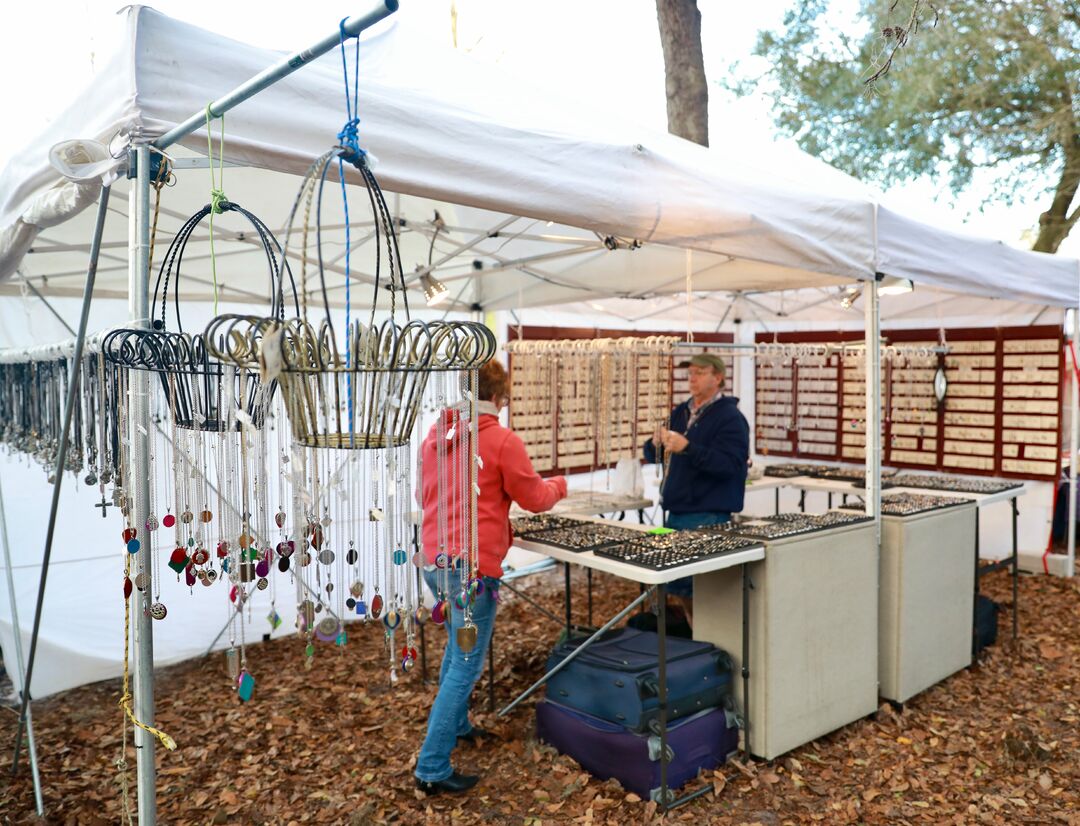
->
xmin=209 ymin=188 xmax=228 ymax=215
xmin=337 ymin=118 xmax=366 ymax=164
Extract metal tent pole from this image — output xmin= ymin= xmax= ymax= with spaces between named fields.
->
xmin=0 ymin=479 xmax=44 ymax=815
xmin=129 ymin=144 xmax=157 ymax=825
xmin=1068 ymin=306 xmax=1078 ymax=578
xmin=10 ymin=185 xmax=111 ymax=787
xmin=132 ymin=7 xmax=403 ymax=821
xmin=152 ymin=0 xmax=399 ymax=151
xmin=864 ymin=278 xmax=881 ymax=529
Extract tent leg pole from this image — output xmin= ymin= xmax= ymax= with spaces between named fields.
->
xmin=1 ymin=479 xmax=45 ymax=815
xmin=129 ymin=144 xmax=157 ymax=826
xmin=864 ymin=278 xmax=881 ymax=531
xmin=1068 ymin=308 xmax=1078 ymax=578
xmin=10 ymin=184 xmax=110 ymax=791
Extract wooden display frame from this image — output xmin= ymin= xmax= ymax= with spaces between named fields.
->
xmin=754 ymin=325 xmax=1064 ymax=481
xmin=507 ymin=326 xmax=734 ymax=477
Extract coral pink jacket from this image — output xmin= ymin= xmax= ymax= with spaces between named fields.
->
xmin=420 ymin=408 xmax=567 ymax=578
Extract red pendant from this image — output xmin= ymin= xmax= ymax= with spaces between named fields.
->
xmin=122 ymin=528 xmax=137 ymax=543
xmin=123 ymin=577 xmax=133 ymax=599
xmin=370 ymin=593 xmax=383 ymax=619
xmin=217 ymin=540 xmax=229 ymax=558
xmin=162 ymin=513 xmax=176 ymax=529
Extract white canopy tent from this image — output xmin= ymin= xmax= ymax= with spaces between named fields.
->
xmin=0 ymin=0 xmax=1077 ymax=694
xmin=0 ymin=4 xmax=1078 ymax=819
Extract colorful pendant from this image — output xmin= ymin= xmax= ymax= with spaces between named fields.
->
xmin=168 ymin=547 xmax=188 ymax=574
xmin=275 ymin=510 xmax=286 ymax=528
xmin=382 ymin=609 xmax=401 ymax=630
xmin=224 ymin=647 xmax=240 ymax=681
xmin=392 ymin=549 xmax=407 ymax=565
xmin=237 ymin=669 xmax=255 ymax=703
xmin=370 ymin=592 xmax=384 ymax=619
xmin=162 ymin=512 xmax=176 ymax=529
xmin=180 ymin=509 xmax=194 ymax=525
xmin=149 ymin=602 xmax=167 ymax=620
xmin=315 ymin=617 xmax=340 ymax=642
xmin=456 ymin=622 xmax=479 ymax=653
xmin=431 ymin=600 xmax=446 ymax=625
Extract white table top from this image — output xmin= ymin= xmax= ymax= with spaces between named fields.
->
xmin=513 ymin=515 xmax=764 ymax=585
xmin=770 ymin=476 xmax=1027 ymax=509
xmin=883 ymin=484 xmax=1026 ymax=508
xmin=511 ymin=490 xmax=653 ymax=519
xmin=744 ymin=476 xmax=790 ymax=493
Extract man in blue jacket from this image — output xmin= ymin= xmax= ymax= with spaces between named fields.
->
xmin=643 ymin=353 xmax=749 ymax=624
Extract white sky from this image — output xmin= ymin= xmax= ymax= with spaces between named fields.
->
xmin=1 ymin=0 xmax=1075 ymax=255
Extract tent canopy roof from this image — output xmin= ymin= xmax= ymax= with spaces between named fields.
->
xmin=0 ymin=5 xmax=1075 ymax=316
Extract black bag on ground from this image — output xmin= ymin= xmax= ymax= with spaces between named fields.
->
xmin=975 ymin=594 xmax=999 ymax=653
xmin=626 ymin=610 xmax=693 ymax=639
xmin=544 ymin=628 xmax=734 ymax=732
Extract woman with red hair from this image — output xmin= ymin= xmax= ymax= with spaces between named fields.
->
xmin=415 ymin=358 xmax=567 ymax=795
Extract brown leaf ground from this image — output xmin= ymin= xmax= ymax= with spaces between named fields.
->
xmin=2 ymin=564 xmax=1079 ymax=825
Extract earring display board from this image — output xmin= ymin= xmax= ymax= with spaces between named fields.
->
xmin=754 ymin=325 xmax=1064 ymax=482
xmin=507 ymin=327 xmax=733 ymax=477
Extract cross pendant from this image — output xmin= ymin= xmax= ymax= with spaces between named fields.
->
xmin=95 ymin=496 xmax=112 ymax=519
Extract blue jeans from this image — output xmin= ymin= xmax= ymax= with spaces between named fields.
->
xmin=415 ymin=567 xmax=500 ymax=782
xmin=664 ymin=511 xmax=731 ymax=598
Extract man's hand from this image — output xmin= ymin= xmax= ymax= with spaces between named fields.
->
xmin=661 ymin=429 xmax=689 ymax=454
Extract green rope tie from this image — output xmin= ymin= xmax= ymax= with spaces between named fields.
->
xmin=205 ymin=104 xmax=227 ymax=314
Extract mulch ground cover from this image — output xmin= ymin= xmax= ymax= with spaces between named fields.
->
xmin=2 ymin=563 xmax=1078 ymax=825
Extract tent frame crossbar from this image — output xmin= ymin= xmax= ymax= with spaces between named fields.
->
xmin=9 ymin=3 xmax=400 ymax=822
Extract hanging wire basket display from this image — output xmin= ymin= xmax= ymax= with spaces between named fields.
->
xmin=204 ymin=83 xmax=496 ymax=676
xmin=102 ymin=200 xmax=298 ymax=432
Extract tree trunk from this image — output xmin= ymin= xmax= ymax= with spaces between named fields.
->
xmin=1032 ymin=135 xmax=1080 ymax=253
xmin=655 ymin=0 xmax=709 ymax=147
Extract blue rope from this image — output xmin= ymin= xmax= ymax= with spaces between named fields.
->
xmin=338 ymin=18 xmax=363 ymax=445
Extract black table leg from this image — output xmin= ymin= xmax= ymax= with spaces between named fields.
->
xmin=774 ymin=488 xmax=780 ymax=515
xmin=972 ymin=507 xmax=980 ymax=662
xmin=419 ymin=621 xmax=429 ymax=683
xmin=637 ymin=508 xmax=646 ymax=524
xmin=587 ymin=568 xmax=594 ymax=627
xmin=828 ymin=492 xmax=833 ymax=509
xmin=564 ymin=562 xmax=572 ymax=638
xmin=487 ymin=628 xmax=496 ymax=712
xmin=657 ymin=582 xmax=670 ymax=809
xmin=741 ymin=562 xmax=752 ymax=761
xmin=1012 ymin=496 xmax=1019 ymax=641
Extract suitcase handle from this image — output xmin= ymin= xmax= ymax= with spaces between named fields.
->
xmin=637 ymin=673 xmax=659 ymax=699
xmin=638 ymin=650 xmax=732 ymax=698
xmin=714 ymin=649 xmax=734 ymax=675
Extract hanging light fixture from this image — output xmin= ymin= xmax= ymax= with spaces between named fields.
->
xmin=839 ymin=285 xmax=863 ymax=309
xmin=878 ymin=275 xmax=914 ymax=296
xmin=420 ymin=272 xmax=449 ymax=307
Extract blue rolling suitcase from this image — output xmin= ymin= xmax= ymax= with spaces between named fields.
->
xmin=544 ymin=628 xmax=734 ymax=732
xmin=536 ymin=700 xmax=740 ymax=800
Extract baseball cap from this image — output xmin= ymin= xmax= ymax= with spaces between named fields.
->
xmin=678 ymin=353 xmax=726 ymax=373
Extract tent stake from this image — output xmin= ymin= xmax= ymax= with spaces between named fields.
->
xmin=9 ymin=185 xmax=110 ymax=798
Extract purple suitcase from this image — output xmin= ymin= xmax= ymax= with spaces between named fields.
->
xmin=536 ymin=700 xmax=739 ymax=800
